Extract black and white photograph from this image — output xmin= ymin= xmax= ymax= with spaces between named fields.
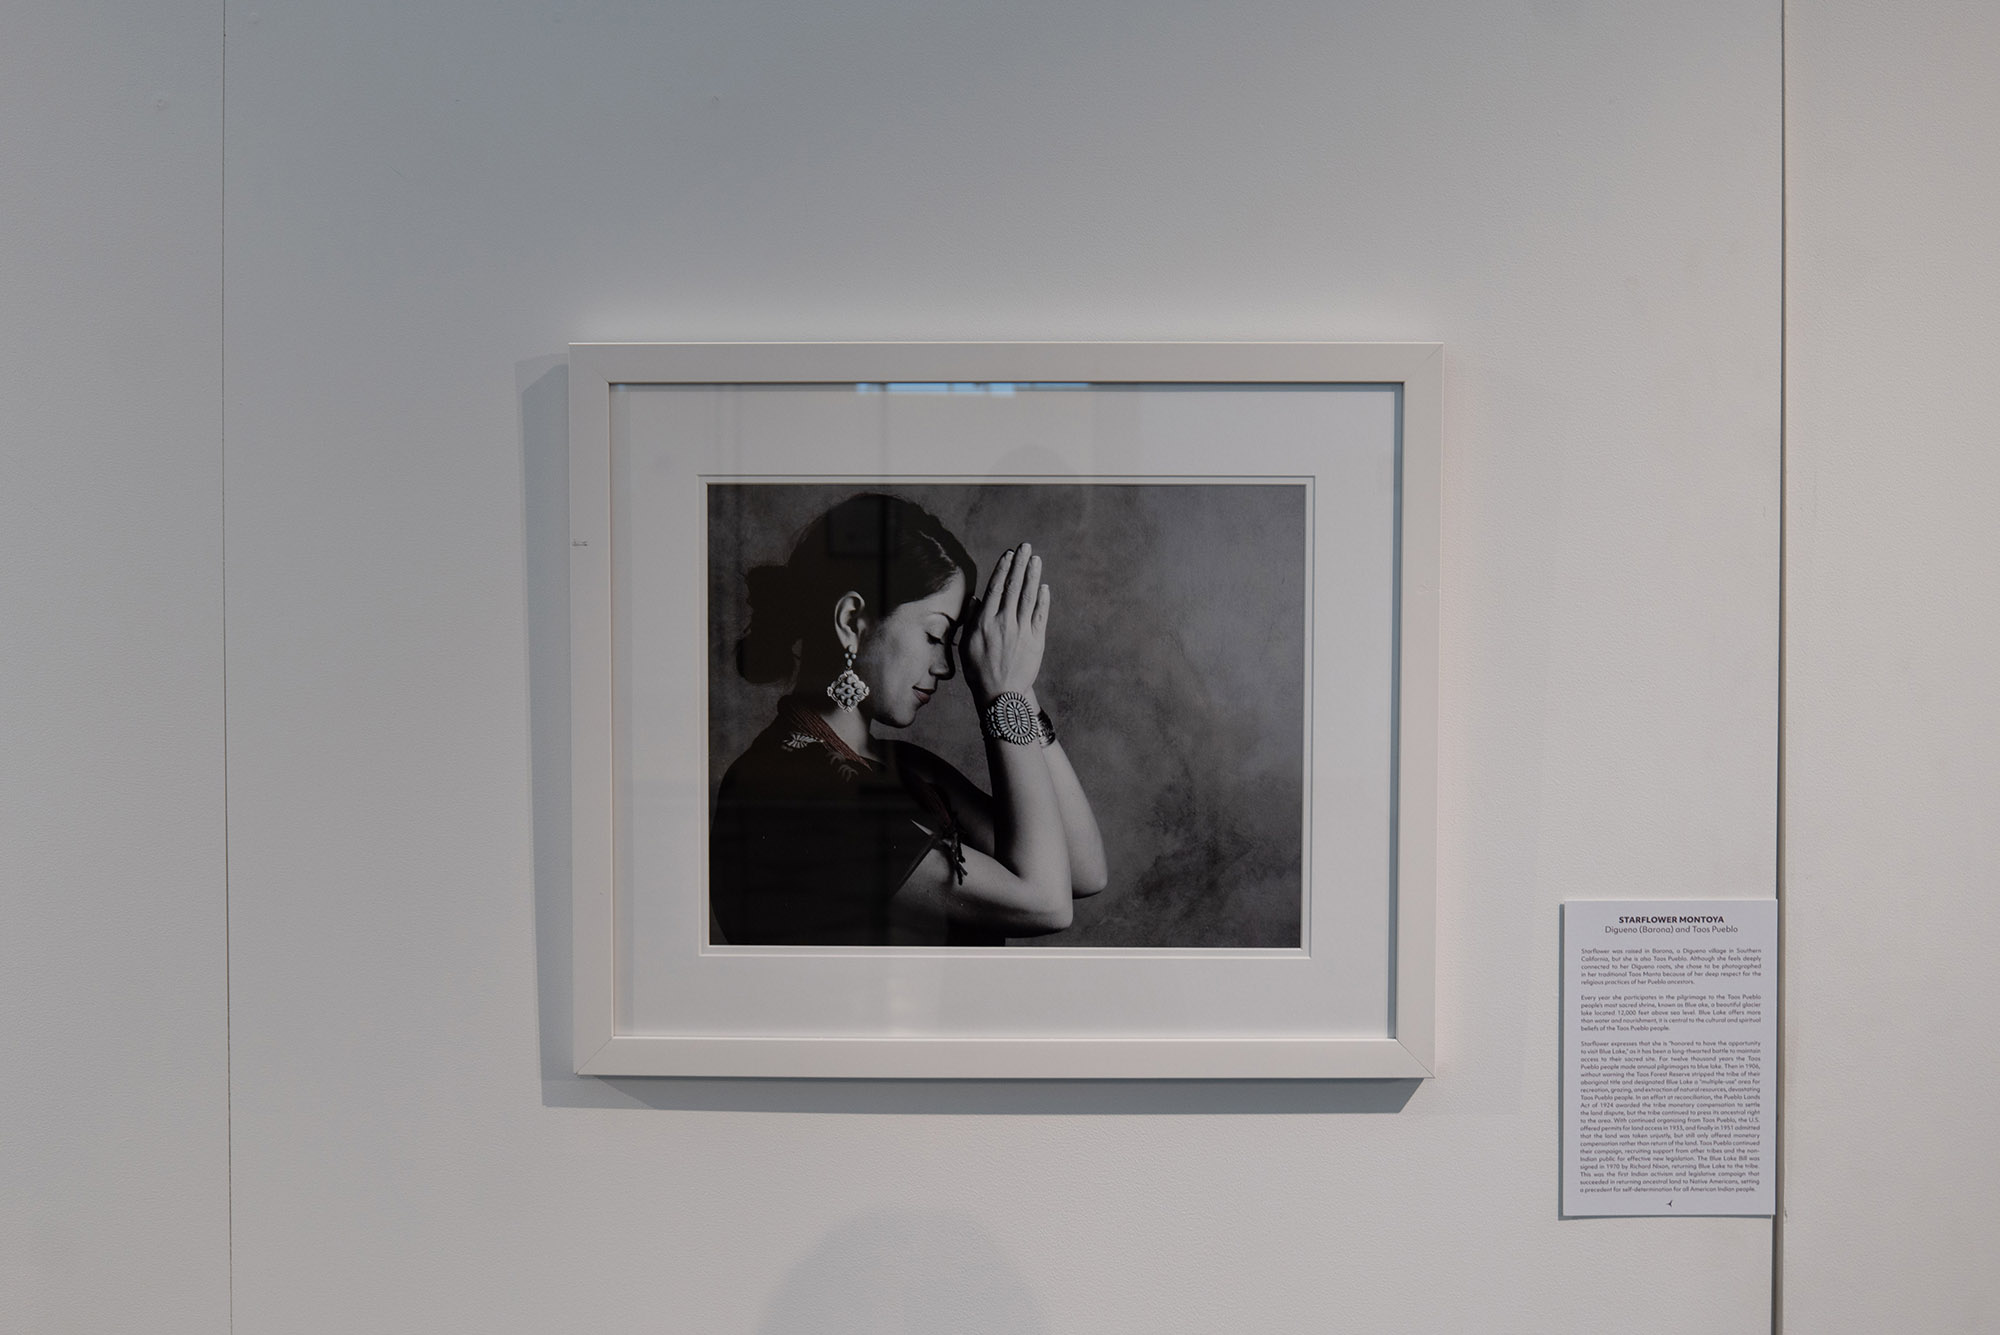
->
xmin=705 ymin=481 xmax=1310 ymax=950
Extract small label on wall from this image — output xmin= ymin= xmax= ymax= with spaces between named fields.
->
xmin=1561 ymin=899 xmax=1777 ymax=1217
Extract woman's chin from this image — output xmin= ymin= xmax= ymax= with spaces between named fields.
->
xmin=873 ymin=702 xmax=919 ymax=729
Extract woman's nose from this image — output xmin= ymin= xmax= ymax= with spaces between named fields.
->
xmin=937 ymin=641 xmax=957 ymax=680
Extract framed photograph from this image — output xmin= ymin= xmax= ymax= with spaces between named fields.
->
xmin=570 ymin=342 xmax=1439 ymax=1078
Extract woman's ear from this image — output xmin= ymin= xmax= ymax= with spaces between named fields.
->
xmin=832 ymin=591 xmax=869 ymax=654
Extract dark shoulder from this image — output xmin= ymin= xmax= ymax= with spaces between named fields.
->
xmin=887 ymin=740 xmax=979 ymax=793
xmin=886 ymin=739 xmax=945 ymax=780
xmin=720 ymin=717 xmax=868 ymax=797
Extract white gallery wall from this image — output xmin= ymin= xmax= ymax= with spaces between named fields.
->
xmin=1782 ymin=0 xmax=2000 ymax=1326
xmin=0 ymin=0 xmax=1988 ymax=1330
xmin=222 ymin=3 xmax=1779 ymax=1330
xmin=0 ymin=4 xmax=229 ymax=1332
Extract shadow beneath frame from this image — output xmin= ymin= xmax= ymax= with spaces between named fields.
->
xmin=520 ymin=356 xmax=1420 ymax=1119
xmin=575 ymin=1075 xmax=1422 ymax=1116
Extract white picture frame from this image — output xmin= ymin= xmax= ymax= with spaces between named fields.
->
xmin=571 ymin=342 xmax=1439 ymax=1078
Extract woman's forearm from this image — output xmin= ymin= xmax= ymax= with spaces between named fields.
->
xmin=982 ymin=688 xmax=1073 ymax=929
xmin=1042 ymin=738 xmax=1108 ymax=895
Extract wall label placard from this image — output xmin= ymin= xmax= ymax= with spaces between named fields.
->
xmin=1561 ymin=899 xmax=1777 ymax=1217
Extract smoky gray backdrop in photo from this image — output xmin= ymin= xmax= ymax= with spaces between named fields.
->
xmin=707 ymin=482 xmax=1307 ymax=949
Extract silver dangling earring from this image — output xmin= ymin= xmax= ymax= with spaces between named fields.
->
xmin=826 ymin=648 xmax=869 ymax=711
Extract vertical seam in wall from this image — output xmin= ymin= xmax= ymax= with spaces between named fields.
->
xmin=1773 ymin=0 xmax=1788 ymax=1331
xmin=220 ymin=2 xmax=234 ymax=1330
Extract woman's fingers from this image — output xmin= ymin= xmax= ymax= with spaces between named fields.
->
xmin=982 ymin=549 xmax=1014 ymax=622
xmin=1033 ymin=581 xmax=1050 ymax=629
xmin=1001 ymin=542 xmax=1028 ymax=620
xmin=1019 ymin=551 xmax=1042 ymax=620
xmin=980 ymin=543 xmax=1048 ymax=637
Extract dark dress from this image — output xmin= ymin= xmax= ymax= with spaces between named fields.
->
xmin=710 ymin=699 xmax=992 ymax=946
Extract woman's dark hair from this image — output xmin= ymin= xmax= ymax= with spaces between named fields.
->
xmin=737 ymin=493 xmax=977 ymax=684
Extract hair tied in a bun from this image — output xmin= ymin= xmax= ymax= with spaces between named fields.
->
xmin=736 ymin=563 xmax=803 ymax=684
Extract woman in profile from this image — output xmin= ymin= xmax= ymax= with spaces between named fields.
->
xmin=711 ymin=492 xmax=1108 ymax=946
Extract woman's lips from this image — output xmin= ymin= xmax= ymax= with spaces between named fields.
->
xmin=913 ymin=686 xmax=933 ymax=705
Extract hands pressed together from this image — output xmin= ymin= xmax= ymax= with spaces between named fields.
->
xmin=960 ymin=542 xmax=1048 ymax=704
